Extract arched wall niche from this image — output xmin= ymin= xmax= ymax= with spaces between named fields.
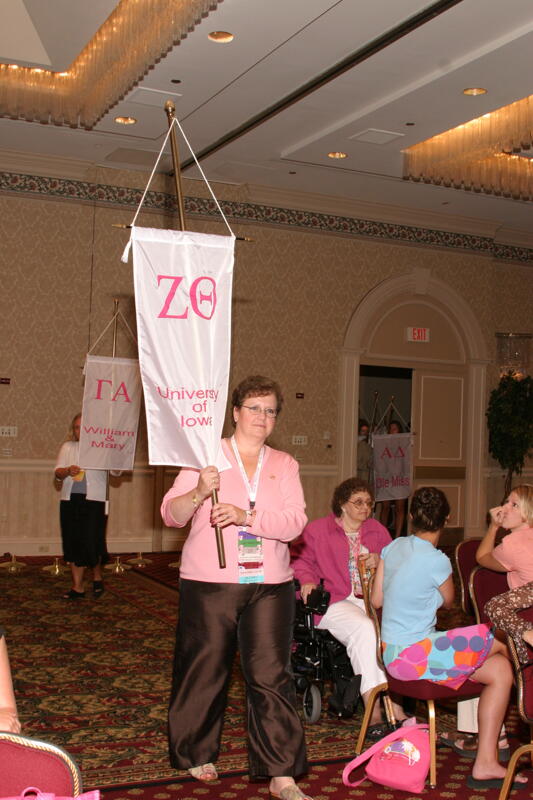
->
xmin=338 ymin=268 xmax=490 ymax=538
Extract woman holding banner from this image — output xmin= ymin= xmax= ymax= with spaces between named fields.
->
xmin=54 ymin=413 xmax=112 ymax=599
xmin=161 ymin=376 xmax=311 ymax=800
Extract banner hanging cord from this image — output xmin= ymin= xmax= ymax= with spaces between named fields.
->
xmin=375 ymin=400 xmax=409 ymax=434
xmin=122 ymin=117 xmax=234 ymax=263
xmin=172 ymin=115 xmax=234 ymax=238
xmin=87 ymin=310 xmax=137 ymax=358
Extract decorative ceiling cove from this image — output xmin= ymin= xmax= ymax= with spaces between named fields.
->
xmin=1 ymin=169 xmax=532 ymax=264
xmin=0 ymin=0 xmax=221 ymax=128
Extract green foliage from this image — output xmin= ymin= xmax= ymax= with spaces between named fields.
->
xmin=486 ymin=374 xmax=533 ymax=496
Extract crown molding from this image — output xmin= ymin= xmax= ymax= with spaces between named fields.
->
xmin=245 ymin=182 xmax=533 ymax=248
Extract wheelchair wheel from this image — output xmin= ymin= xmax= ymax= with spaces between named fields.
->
xmin=302 ymin=684 xmax=321 ymax=723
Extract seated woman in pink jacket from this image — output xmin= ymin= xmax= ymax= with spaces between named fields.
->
xmin=291 ymin=477 xmax=408 ymax=739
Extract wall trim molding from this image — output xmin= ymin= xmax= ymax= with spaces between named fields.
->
xmin=1 ymin=169 xmax=532 ymax=263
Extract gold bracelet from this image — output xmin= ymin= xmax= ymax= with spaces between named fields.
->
xmin=191 ymin=493 xmax=200 ymax=508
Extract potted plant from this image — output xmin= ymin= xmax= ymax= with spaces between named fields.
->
xmin=486 ymin=373 xmax=533 ymax=498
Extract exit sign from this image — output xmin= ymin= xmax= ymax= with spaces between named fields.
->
xmin=407 ymin=326 xmax=430 ymax=342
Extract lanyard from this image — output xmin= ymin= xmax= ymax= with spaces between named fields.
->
xmin=230 ymin=435 xmax=264 ymax=509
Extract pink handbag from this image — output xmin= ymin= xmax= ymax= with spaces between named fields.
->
xmin=343 ymin=723 xmax=430 ymax=793
xmin=2 ymin=789 xmax=100 ymax=800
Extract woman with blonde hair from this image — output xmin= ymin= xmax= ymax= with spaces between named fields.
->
xmin=478 ymin=485 xmax=533 ymax=663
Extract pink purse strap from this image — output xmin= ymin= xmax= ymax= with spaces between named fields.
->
xmin=342 ymin=723 xmax=429 ymax=787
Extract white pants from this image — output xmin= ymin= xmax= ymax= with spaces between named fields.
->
xmin=317 ymin=593 xmax=386 ymax=696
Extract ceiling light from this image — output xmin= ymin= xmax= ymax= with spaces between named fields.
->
xmin=208 ymin=31 xmax=234 ymax=43
xmin=463 ymin=87 xmax=487 ymax=96
xmin=114 ymin=115 xmax=137 ymax=125
xmin=328 ymin=151 xmax=347 ymax=159
xmin=171 ymin=79 xmax=182 ymax=84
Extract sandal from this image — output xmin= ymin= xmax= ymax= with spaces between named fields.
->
xmin=467 ymin=773 xmax=527 ymax=789
xmin=438 ymin=731 xmax=510 ymax=762
xmin=366 ymin=722 xmax=392 ymax=742
xmin=270 ymin=785 xmax=313 ymax=800
xmin=63 ymin=588 xmax=85 ymax=599
xmin=188 ymin=763 xmax=218 ymax=782
xmin=93 ymin=581 xmax=104 ymax=598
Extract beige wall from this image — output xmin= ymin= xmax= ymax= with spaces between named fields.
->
xmin=1 ymin=157 xmax=531 ymax=553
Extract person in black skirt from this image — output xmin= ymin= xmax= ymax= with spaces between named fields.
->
xmin=54 ymin=413 xmax=119 ymax=599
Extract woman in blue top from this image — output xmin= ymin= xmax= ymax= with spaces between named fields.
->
xmin=372 ymin=487 xmax=524 ymax=790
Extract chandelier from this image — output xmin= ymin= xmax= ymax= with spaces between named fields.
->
xmin=403 ymin=93 xmax=533 ymax=201
xmin=0 ymin=0 xmax=220 ymax=130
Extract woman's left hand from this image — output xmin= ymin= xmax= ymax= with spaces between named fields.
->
xmin=211 ymin=503 xmax=247 ymax=528
xmin=362 ymin=552 xmax=379 ymax=570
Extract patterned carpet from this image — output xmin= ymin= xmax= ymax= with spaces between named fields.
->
xmin=101 ymin=757 xmax=533 ymax=800
xmin=1 ymin=560 xmax=421 ymax=790
xmin=1 ymin=554 xmax=532 ymax=796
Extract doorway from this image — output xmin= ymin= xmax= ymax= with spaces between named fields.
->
xmin=338 ymin=269 xmax=490 ymax=538
xmin=359 ymin=365 xmax=412 ymax=433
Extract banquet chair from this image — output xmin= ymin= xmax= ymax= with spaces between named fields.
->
xmin=0 ymin=732 xmax=82 ymax=795
xmin=497 ymin=607 xmax=533 ymax=800
xmin=357 ymin=567 xmax=482 ymax=788
xmin=454 ymin=538 xmax=481 ymax=617
xmin=469 ymin=565 xmax=508 ymax=624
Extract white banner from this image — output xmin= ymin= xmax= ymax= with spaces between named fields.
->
xmin=373 ymin=432 xmax=412 ymax=501
xmin=131 ymin=226 xmax=235 ymax=468
xmin=79 ymin=355 xmax=142 ymax=470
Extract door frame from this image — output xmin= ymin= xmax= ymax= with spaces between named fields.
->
xmin=338 ymin=268 xmax=490 ymax=538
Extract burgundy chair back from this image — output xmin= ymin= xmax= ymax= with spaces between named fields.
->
xmin=454 ymin=538 xmax=481 ymax=617
xmin=469 ymin=566 xmax=508 ymax=624
xmin=0 ymin=733 xmax=82 ymax=796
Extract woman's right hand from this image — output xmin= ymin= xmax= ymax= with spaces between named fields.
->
xmin=196 ymin=466 xmax=220 ymax=502
xmin=489 ymin=505 xmax=505 ymax=527
xmin=300 ymin=583 xmax=317 ymax=604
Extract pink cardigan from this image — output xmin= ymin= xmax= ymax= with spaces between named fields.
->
xmin=493 ymin=526 xmax=533 ymax=588
xmin=161 ymin=439 xmax=307 ymax=583
xmin=291 ymin=513 xmax=391 ymax=610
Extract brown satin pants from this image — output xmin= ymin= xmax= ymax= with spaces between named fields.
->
xmin=168 ymin=579 xmax=308 ymax=778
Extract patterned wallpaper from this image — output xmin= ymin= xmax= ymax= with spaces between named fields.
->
xmin=1 ymin=165 xmax=532 ymax=468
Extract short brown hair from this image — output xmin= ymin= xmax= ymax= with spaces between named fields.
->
xmin=331 ymin=477 xmax=374 ymax=517
xmin=410 ymin=486 xmax=450 ymax=533
xmin=231 ymin=375 xmax=283 ymax=415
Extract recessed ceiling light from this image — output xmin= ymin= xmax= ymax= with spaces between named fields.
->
xmin=328 ymin=151 xmax=347 ymax=159
xmin=208 ymin=31 xmax=234 ymax=43
xmin=405 ymin=122 xmax=415 ymax=126
xmin=463 ymin=87 xmax=487 ymax=96
xmin=8 ymin=64 xmax=19 ymax=70
xmin=114 ymin=116 xmax=137 ymax=125
xmin=171 ymin=79 xmax=182 ymax=84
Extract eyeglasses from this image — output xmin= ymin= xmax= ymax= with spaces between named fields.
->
xmin=241 ymin=404 xmax=277 ymax=418
xmin=347 ymin=499 xmax=374 ymax=509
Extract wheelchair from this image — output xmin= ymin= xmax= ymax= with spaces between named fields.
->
xmin=292 ymin=581 xmax=361 ymax=723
